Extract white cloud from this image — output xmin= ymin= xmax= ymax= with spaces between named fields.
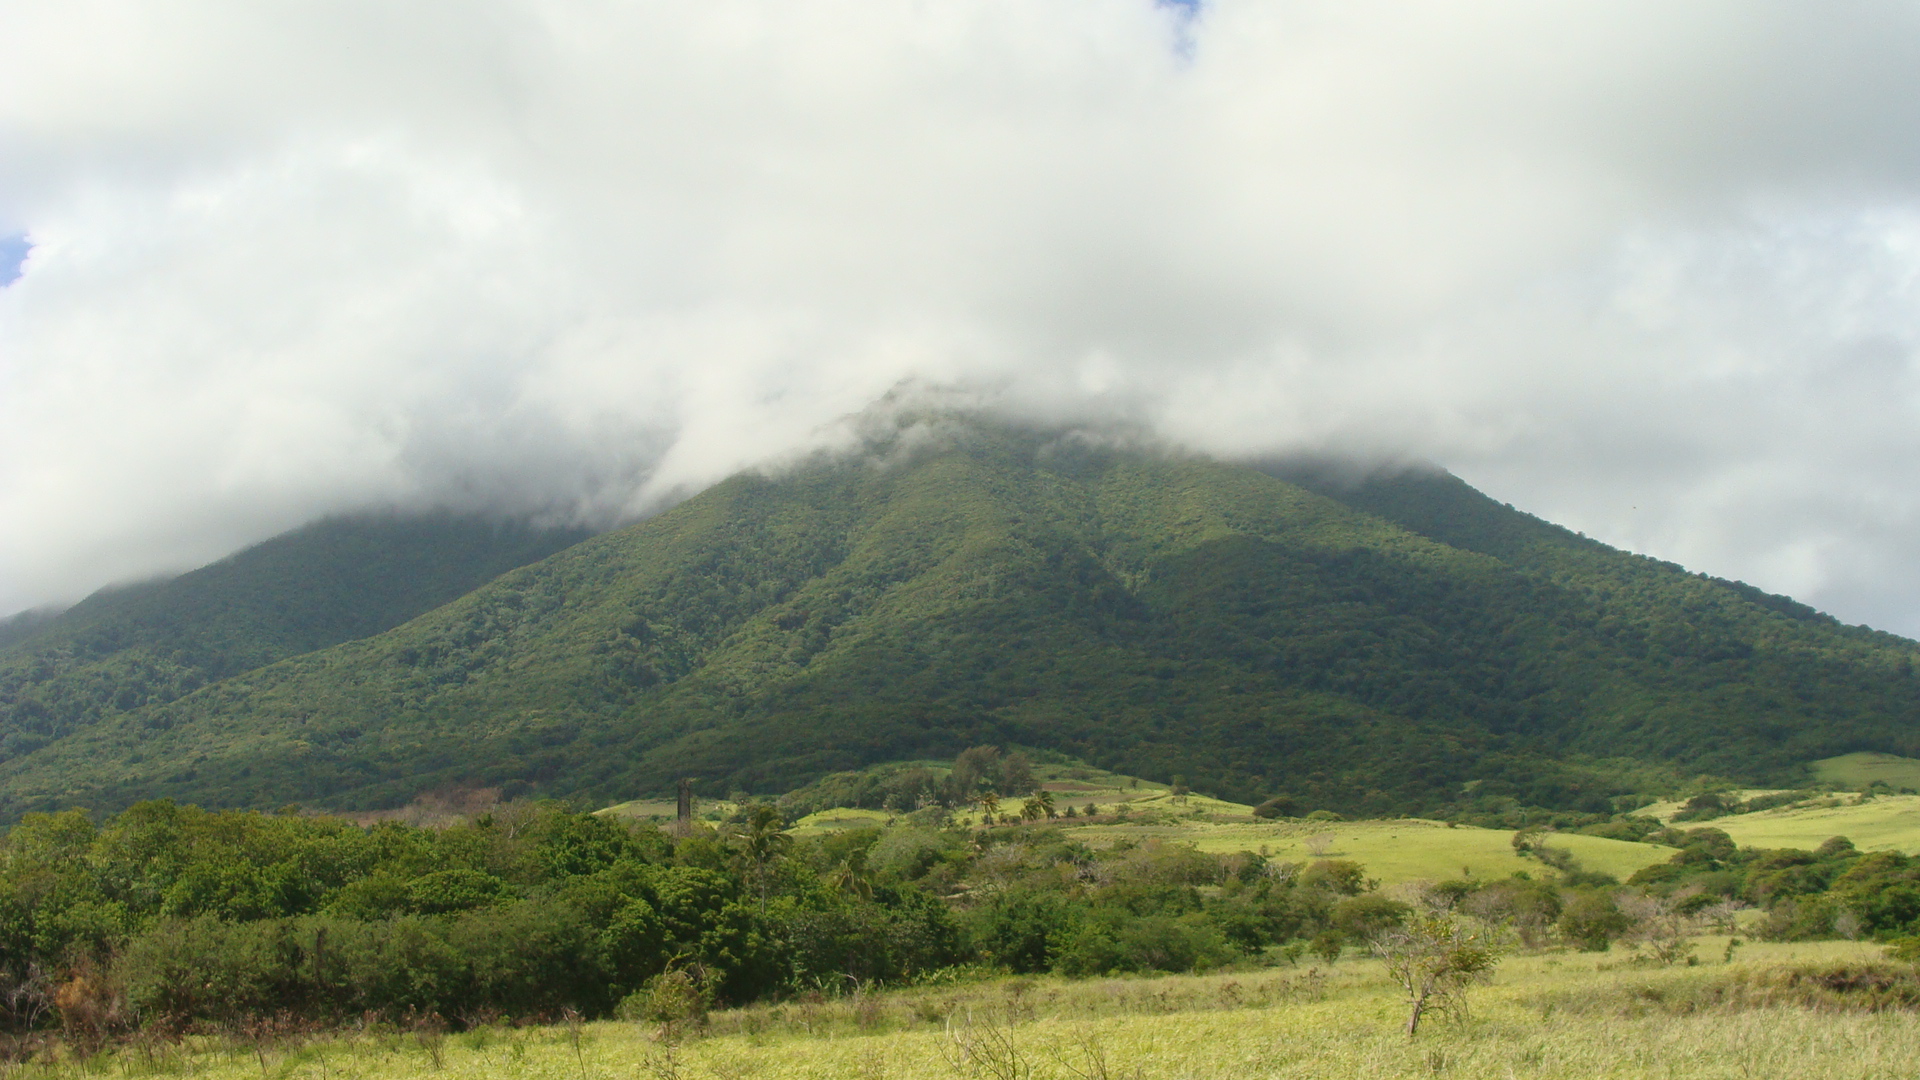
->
xmin=4 ymin=0 xmax=1920 ymax=633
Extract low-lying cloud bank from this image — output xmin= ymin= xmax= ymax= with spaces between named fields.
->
xmin=4 ymin=1 xmax=1920 ymax=633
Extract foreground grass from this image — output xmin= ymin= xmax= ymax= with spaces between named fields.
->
xmin=22 ymin=940 xmax=1920 ymax=1079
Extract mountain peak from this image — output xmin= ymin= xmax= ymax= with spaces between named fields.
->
xmin=2 ymin=438 xmax=1913 ymax=822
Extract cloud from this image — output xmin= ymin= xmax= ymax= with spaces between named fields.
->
xmin=4 ymin=1 xmax=1920 ymax=633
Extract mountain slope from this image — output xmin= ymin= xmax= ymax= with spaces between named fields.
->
xmin=1292 ymin=465 xmax=1920 ymax=760
xmin=0 ymin=513 xmax=588 ymax=765
xmin=3 ymin=423 xmax=1916 ymax=820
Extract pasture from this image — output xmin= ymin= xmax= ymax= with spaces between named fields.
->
xmin=1813 ymin=752 xmax=1920 ymax=791
xmin=1060 ymin=815 xmax=1672 ymax=885
xmin=1688 ymin=794 xmax=1920 ymax=854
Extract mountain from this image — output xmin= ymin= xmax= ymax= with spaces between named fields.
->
xmin=0 ymin=513 xmax=588 ymax=767
xmin=2 ymin=420 xmax=1916 ymax=821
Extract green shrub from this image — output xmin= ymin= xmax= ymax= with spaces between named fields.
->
xmin=1331 ymin=894 xmax=1410 ymax=940
xmin=1253 ymin=795 xmax=1302 ymax=820
xmin=1053 ymin=911 xmax=1236 ymax=976
xmin=965 ymin=892 xmax=1081 ymax=974
xmin=1559 ymin=891 xmax=1630 ymax=951
xmin=1299 ymin=860 xmax=1366 ymax=897
xmin=406 ymin=869 xmax=507 ymax=915
xmin=618 ymin=969 xmax=711 ymax=1026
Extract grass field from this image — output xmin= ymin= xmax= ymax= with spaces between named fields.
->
xmin=602 ymin=765 xmax=1678 ymax=885
xmin=1058 ymin=816 xmax=1673 ymax=885
xmin=791 ymin=762 xmax=1673 ymax=885
xmin=1813 ymin=752 xmax=1920 ymax=791
xmin=36 ymin=939 xmax=1920 ymax=1079
xmin=598 ymin=756 xmax=1920 ymax=885
xmin=1687 ymin=794 xmax=1920 ymax=854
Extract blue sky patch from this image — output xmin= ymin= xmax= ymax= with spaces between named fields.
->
xmin=0 ymin=233 xmax=31 ymax=286
xmin=1155 ymin=0 xmax=1201 ymax=57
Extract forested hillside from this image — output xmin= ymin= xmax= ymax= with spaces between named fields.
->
xmin=2 ymin=421 xmax=1916 ymax=821
xmin=0 ymin=513 xmax=586 ymax=767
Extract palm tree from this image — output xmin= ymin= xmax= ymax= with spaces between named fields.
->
xmin=831 ymin=848 xmax=874 ymax=900
xmin=974 ymin=791 xmax=1001 ymax=825
xmin=730 ymin=802 xmax=791 ymax=913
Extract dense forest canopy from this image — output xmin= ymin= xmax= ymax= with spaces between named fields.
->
xmin=2 ymin=420 xmax=1916 ymax=822
xmin=0 ymin=513 xmax=585 ymax=771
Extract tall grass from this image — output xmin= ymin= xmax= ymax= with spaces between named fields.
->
xmin=8 ymin=940 xmax=1918 ymax=1079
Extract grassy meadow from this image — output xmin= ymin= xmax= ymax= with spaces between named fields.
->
xmin=29 ymin=939 xmax=1920 ymax=1080
xmin=1813 ymin=752 xmax=1920 ymax=791
xmin=1624 ymin=753 xmax=1920 ymax=855
xmin=1681 ymin=795 xmax=1920 ymax=854
xmin=1060 ymin=815 xmax=1671 ymax=885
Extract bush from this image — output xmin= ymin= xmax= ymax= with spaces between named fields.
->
xmin=407 ymin=869 xmax=507 ymax=915
xmin=446 ymin=898 xmax=606 ymax=1017
xmin=1559 ymin=892 xmax=1630 ymax=951
xmin=777 ymin=892 xmax=964 ymax=986
xmin=1053 ymin=911 xmax=1235 ymax=976
xmin=965 ymin=892 xmax=1080 ymax=974
xmin=1252 ymin=795 xmax=1302 ymax=820
xmin=1331 ymin=895 xmax=1410 ymax=940
xmin=1299 ymin=860 xmax=1366 ymax=897
xmin=1671 ymin=793 xmax=1732 ymax=823
xmin=617 ymin=969 xmax=711 ymax=1027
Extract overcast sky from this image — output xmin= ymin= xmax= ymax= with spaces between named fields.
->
xmin=5 ymin=1 xmax=1920 ymax=635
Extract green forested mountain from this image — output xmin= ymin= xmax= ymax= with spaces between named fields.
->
xmin=0 ymin=513 xmax=587 ymax=766
xmin=2 ymin=421 xmax=1916 ymax=821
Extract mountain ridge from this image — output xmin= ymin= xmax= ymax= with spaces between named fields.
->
xmin=2 ymin=420 xmax=1914 ymax=821
xmin=0 ymin=512 xmax=589 ymax=767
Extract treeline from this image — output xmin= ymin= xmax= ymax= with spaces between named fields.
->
xmin=0 ymin=800 xmax=960 ymax=1037
xmin=774 ymin=747 xmax=1037 ymax=817
xmin=1669 ymin=790 xmax=1824 ymax=823
xmin=0 ymin=797 xmax=1457 ymax=1039
xmin=7 ymin=793 xmax=1917 ymax=1044
xmin=1626 ymin=825 xmax=1920 ymax=942
xmin=1424 ymin=822 xmax=1920 ymax=960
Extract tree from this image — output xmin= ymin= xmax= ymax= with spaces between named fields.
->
xmin=1618 ymin=889 xmax=1698 ymax=965
xmin=1370 ymin=907 xmax=1501 ymax=1036
xmin=1000 ymin=754 xmax=1035 ymax=797
xmin=1557 ymin=891 xmax=1629 ymax=951
xmin=974 ymin=792 xmax=1001 ymax=825
xmin=950 ymin=746 xmax=1004 ymax=798
xmin=1021 ymin=790 xmax=1054 ymax=822
xmin=830 ymin=848 xmax=874 ymax=901
xmin=729 ymin=802 xmax=791 ymax=913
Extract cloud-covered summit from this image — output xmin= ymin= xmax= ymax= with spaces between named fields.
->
xmin=5 ymin=1 xmax=1920 ymax=633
